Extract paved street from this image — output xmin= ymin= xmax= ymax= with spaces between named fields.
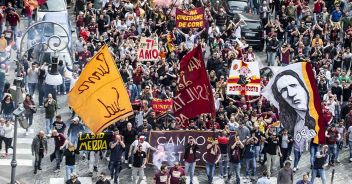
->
xmin=0 ymin=5 xmax=351 ymax=184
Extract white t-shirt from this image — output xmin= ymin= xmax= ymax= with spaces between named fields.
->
xmin=131 ymin=140 xmax=152 ymax=153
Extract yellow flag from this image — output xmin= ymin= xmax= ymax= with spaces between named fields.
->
xmin=68 ymin=45 xmax=133 ymax=134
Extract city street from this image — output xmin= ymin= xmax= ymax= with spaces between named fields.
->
xmin=1 ymin=3 xmax=352 ymax=184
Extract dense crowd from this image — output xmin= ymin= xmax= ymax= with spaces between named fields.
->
xmin=0 ymin=0 xmax=352 ymax=184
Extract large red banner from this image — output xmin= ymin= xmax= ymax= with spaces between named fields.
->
xmin=173 ymin=45 xmax=215 ymax=127
xmin=176 ymin=8 xmax=205 ymax=28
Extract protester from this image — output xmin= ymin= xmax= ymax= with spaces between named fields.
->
xmin=204 ymin=139 xmax=221 ymax=184
xmin=51 ymin=129 xmax=68 ymax=172
xmin=296 ymin=173 xmax=312 ymax=184
xmin=44 ymin=93 xmax=58 ymax=134
xmin=311 ymin=145 xmax=329 ymax=184
xmin=23 ymin=94 xmax=36 ymax=135
xmin=154 ymin=164 xmax=169 ymax=184
xmin=65 ymin=173 xmax=81 ymax=184
xmin=1 ymin=94 xmax=14 ymax=121
xmin=64 ymin=143 xmax=80 ymax=182
xmin=228 ymin=135 xmax=244 ymax=184
xmin=256 ymin=170 xmax=271 ymax=184
xmin=52 ymin=115 xmax=66 ymax=134
xmin=109 ymin=134 xmax=125 ymax=184
xmin=131 ymin=144 xmax=147 ymax=184
xmin=96 ymin=172 xmax=111 ymax=184
xmin=31 ymin=130 xmax=47 ymax=174
xmin=169 ymin=162 xmax=185 ymax=184
xmin=183 ymin=137 xmax=199 ymax=184
xmin=277 ymin=161 xmax=293 ymax=184
xmin=3 ymin=120 xmax=13 ymax=157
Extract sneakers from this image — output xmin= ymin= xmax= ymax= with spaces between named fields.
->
xmin=33 ymin=170 xmax=37 ymax=174
xmin=288 ymin=156 xmax=293 ymax=161
xmin=336 ymin=159 xmax=340 ymax=163
xmin=25 ymin=132 xmax=29 ymax=136
xmin=293 ymin=167 xmax=297 ymax=172
xmin=124 ymin=160 xmax=128 ymax=164
xmin=54 ymin=169 xmax=60 ymax=173
xmin=93 ymin=166 xmax=98 ymax=172
xmin=349 ymin=158 xmax=352 ymax=162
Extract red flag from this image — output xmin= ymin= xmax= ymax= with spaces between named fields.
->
xmin=174 ymin=45 xmax=215 ymax=127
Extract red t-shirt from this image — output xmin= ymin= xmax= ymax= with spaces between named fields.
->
xmin=6 ymin=13 xmax=19 ymax=26
xmin=169 ymin=167 xmax=185 ymax=184
xmin=154 ymin=172 xmax=169 ymax=184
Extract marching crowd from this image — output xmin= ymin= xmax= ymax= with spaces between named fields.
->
xmin=0 ymin=0 xmax=352 ymax=184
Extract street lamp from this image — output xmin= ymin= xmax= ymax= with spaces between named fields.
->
xmin=11 ymin=21 xmax=70 ymax=184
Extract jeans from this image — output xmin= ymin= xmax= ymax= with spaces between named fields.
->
xmin=219 ymin=153 xmax=228 ymax=176
xmin=310 ymin=143 xmax=319 ymax=166
xmin=88 ymin=151 xmax=99 ymax=172
xmin=228 ymin=162 xmax=241 ymax=184
xmin=3 ymin=137 xmax=12 ymax=154
xmin=38 ymin=82 xmax=45 ymax=106
xmin=109 ymin=160 xmax=122 ymax=183
xmin=311 ymin=168 xmax=326 ymax=184
xmin=328 ymin=144 xmax=337 ymax=164
xmin=58 ymin=77 xmax=66 ymax=93
xmin=10 ymin=26 xmax=17 ymax=41
xmin=336 ymin=141 xmax=343 ymax=160
xmin=349 ymin=141 xmax=352 ymax=159
xmin=45 ymin=117 xmax=54 ymax=134
xmin=266 ymin=153 xmax=277 ymax=177
xmin=69 ymin=134 xmax=78 ymax=147
xmin=205 ymin=162 xmax=216 ymax=184
xmin=65 ymin=165 xmax=75 ymax=182
xmin=245 ymin=158 xmax=256 ymax=176
xmin=280 ymin=147 xmax=289 ymax=168
xmin=185 ymin=161 xmax=196 ymax=183
xmin=255 ymin=145 xmax=262 ymax=161
xmin=294 ymin=149 xmax=303 ymax=168
xmin=28 ymin=83 xmax=37 ymax=97
xmin=55 ymin=148 xmax=63 ymax=169
xmin=34 ymin=153 xmax=43 ymax=171
xmin=26 ymin=114 xmax=33 ymax=128
xmin=267 ymin=51 xmax=277 ymax=66
xmin=132 ymin=166 xmax=144 ymax=184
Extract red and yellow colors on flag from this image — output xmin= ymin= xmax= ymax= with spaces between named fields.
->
xmin=68 ymin=45 xmax=133 ymax=134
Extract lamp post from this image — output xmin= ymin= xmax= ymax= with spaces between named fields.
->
xmin=11 ymin=21 xmax=69 ymax=184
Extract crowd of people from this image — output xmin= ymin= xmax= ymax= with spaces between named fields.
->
xmin=0 ymin=0 xmax=351 ymax=184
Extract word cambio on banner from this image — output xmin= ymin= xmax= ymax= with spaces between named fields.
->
xmin=137 ymin=37 xmax=159 ymax=62
xmin=176 ymin=8 xmax=205 ymax=28
xmin=173 ymin=45 xmax=215 ymax=127
xmin=227 ymin=60 xmax=261 ymax=96
xmin=261 ymin=62 xmax=326 ymax=151
xmin=68 ymin=45 xmax=133 ymax=134
xmin=148 ymin=131 xmax=235 ymax=166
xmin=77 ymin=132 xmax=113 ymax=151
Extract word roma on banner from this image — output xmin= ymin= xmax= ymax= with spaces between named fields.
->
xmin=78 ymin=132 xmax=113 ymax=151
xmin=68 ymin=45 xmax=133 ymax=134
xmin=173 ymin=45 xmax=215 ymax=127
xmin=137 ymin=37 xmax=159 ymax=62
xmin=176 ymin=7 xmax=205 ymax=28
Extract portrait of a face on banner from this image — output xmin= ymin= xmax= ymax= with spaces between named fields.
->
xmin=262 ymin=62 xmax=326 ymax=150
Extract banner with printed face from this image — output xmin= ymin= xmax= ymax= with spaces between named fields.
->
xmin=173 ymin=45 xmax=215 ymax=127
xmin=261 ymin=62 xmax=326 ymax=150
xmin=137 ymin=37 xmax=159 ymax=62
xmin=227 ymin=60 xmax=261 ymax=96
xmin=148 ymin=131 xmax=233 ymax=166
xmin=77 ymin=132 xmax=113 ymax=151
xmin=176 ymin=8 xmax=205 ymax=28
xmin=151 ymin=98 xmax=173 ymax=113
xmin=68 ymin=45 xmax=133 ymax=134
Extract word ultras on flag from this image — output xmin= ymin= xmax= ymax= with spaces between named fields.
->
xmin=262 ymin=62 xmax=326 ymax=150
xmin=174 ymin=45 xmax=215 ymax=127
xmin=227 ymin=60 xmax=261 ymax=96
xmin=68 ymin=45 xmax=133 ymax=134
xmin=176 ymin=7 xmax=205 ymax=28
xmin=137 ymin=37 xmax=159 ymax=62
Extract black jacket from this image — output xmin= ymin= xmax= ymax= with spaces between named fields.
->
xmin=183 ymin=143 xmax=199 ymax=160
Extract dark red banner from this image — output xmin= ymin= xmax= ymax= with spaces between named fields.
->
xmin=173 ymin=45 xmax=215 ymax=127
xmin=151 ymin=98 xmax=173 ymax=113
xmin=148 ymin=131 xmax=229 ymax=166
xmin=176 ymin=8 xmax=205 ymax=28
